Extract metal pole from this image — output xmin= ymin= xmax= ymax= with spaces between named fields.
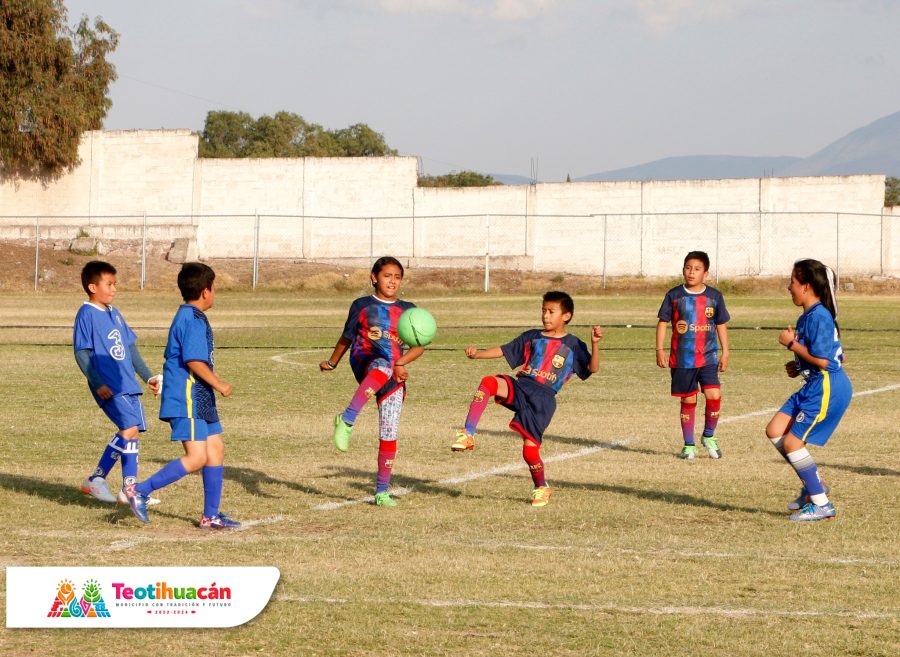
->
xmin=484 ymin=216 xmax=491 ymax=293
xmin=602 ymin=215 xmax=608 ymax=289
xmin=370 ymin=217 xmax=374 ymax=258
xmin=639 ymin=212 xmax=644 ymax=277
xmin=835 ymin=212 xmax=840 ymax=284
xmin=252 ymin=212 xmax=260 ymax=290
xmin=141 ymin=211 xmax=147 ymax=290
xmin=715 ymin=213 xmax=720 ymax=284
xmin=34 ymin=217 xmax=40 ymax=291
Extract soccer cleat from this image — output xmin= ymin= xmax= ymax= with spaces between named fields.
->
xmin=123 ymin=484 xmax=150 ymax=524
xmin=787 ymin=484 xmax=831 ymax=511
xmin=450 ymin=430 xmax=475 ymax=452
xmin=374 ymin=492 xmax=397 ymax=507
xmin=199 ymin=512 xmax=242 ymax=529
xmin=701 ymin=436 xmax=721 ymax=459
xmin=530 ymin=486 xmax=553 ymax=507
xmin=81 ymin=476 xmax=117 ymax=503
xmin=678 ymin=445 xmax=698 ymax=460
xmin=117 ymin=489 xmax=161 ymax=507
xmin=789 ymin=501 xmax=836 ymax=522
xmin=332 ymin=414 xmax=353 ymax=452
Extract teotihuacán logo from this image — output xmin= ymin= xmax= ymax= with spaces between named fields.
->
xmin=7 ymin=567 xmax=280 ymax=628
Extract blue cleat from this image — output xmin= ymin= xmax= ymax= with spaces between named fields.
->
xmin=124 ymin=484 xmax=150 ymax=524
xmin=789 ymin=501 xmax=836 ymax=522
xmin=200 ymin=512 xmax=241 ymax=529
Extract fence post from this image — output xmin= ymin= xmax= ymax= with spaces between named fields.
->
xmin=715 ymin=213 xmax=720 ymax=284
xmin=34 ymin=217 xmax=40 ymax=291
xmin=140 ymin=211 xmax=147 ymax=290
xmin=835 ymin=212 xmax=840 ymax=284
xmin=252 ymin=212 xmax=260 ymax=290
xmin=484 ymin=215 xmax=491 ymax=293
xmin=370 ymin=217 xmax=374 ymax=258
xmin=602 ymin=214 xmax=608 ymax=290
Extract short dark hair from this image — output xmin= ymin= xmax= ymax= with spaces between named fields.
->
xmin=177 ymin=262 xmax=216 ymax=302
xmin=371 ymin=256 xmax=404 ymax=287
xmin=543 ymin=290 xmax=574 ymax=323
xmin=81 ymin=260 xmax=116 ymax=294
xmin=684 ymin=251 xmax=710 ymax=271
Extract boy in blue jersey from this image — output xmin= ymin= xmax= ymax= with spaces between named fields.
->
xmin=450 ymin=291 xmax=602 ymax=507
xmin=765 ymin=259 xmax=852 ymax=521
xmin=74 ymin=261 xmax=162 ymax=505
xmin=124 ymin=263 xmax=239 ymax=529
xmin=656 ymin=251 xmax=730 ymax=460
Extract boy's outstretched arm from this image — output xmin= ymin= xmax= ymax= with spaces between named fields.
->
xmin=465 ymin=346 xmax=503 ymax=359
xmin=186 ymin=360 xmax=232 ymax=397
xmin=655 ymin=321 xmax=669 ymax=368
xmin=129 ymin=343 xmax=162 ymax=395
xmin=588 ymin=325 xmax=603 ymax=373
xmin=320 ymin=337 xmax=351 ymax=372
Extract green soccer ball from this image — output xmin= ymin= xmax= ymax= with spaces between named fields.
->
xmin=397 ymin=307 xmax=437 ymax=347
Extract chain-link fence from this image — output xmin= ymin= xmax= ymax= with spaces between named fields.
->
xmin=0 ymin=210 xmax=895 ymax=290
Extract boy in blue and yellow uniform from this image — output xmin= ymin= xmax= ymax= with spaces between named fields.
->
xmin=125 ymin=262 xmax=239 ymax=528
xmin=74 ymin=261 xmax=161 ymax=505
xmin=656 ymin=251 xmax=730 ymax=459
xmin=451 ymin=291 xmax=602 ymax=507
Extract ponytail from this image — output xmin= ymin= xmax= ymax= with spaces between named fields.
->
xmin=793 ymin=259 xmax=840 ymax=336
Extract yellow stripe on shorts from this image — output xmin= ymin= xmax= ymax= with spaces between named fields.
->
xmin=801 ymin=370 xmax=831 ymax=442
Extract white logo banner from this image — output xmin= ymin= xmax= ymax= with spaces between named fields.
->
xmin=6 ymin=566 xmax=280 ymax=628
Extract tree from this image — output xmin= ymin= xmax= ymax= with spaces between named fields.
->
xmin=0 ymin=0 xmax=118 ymax=178
xmin=198 ymin=111 xmax=395 ymax=158
xmin=417 ymin=171 xmax=498 ymax=187
xmin=886 ymin=176 xmax=900 ymax=207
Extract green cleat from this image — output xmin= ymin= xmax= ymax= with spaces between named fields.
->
xmin=374 ymin=492 xmax=397 ymax=507
xmin=332 ymin=414 xmax=353 ymax=452
xmin=701 ymin=435 xmax=721 ymax=459
xmin=678 ymin=445 xmax=698 ymax=460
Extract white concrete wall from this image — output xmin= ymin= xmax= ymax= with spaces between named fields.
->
xmin=0 ymin=130 xmax=894 ymax=277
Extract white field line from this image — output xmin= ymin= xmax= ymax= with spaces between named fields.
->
xmin=310 ymin=381 xmax=900 ymax=511
xmin=271 ymin=350 xmax=321 ymax=366
xmin=273 ymin=594 xmax=896 ymax=620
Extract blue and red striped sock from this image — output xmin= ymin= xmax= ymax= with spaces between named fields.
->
xmin=376 ymin=440 xmax=397 ymax=494
xmin=680 ymin=400 xmax=697 ymax=446
xmin=464 ymin=376 xmax=498 ymax=436
xmin=703 ymin=398 xmax=721 ymax=437
xmin=522 ymin=443 xmax=546 ymax=488
xmin=342 ymin=369 xmax=390 ymax=426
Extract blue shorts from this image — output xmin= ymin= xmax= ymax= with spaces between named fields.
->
xmin=781 ymin=369 xmax=852 ymax=446
xmin=671 ymin=364 xmax=720 ymax=397
xmin=166 ymin=417 xmax=224 ymax=442
xmin=100 ymin=394 xmax=147 ymax=432
xmin=496 ymin=375 xmax=557 ymax=444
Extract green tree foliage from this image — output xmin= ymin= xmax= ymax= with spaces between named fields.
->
xmin=417 ymin=171 xmax=499 ymax=187
xmin=0 ymin=0 xmax=118 ymax=178
xmin=885 ymin=177 xmax=900 ymax=207
xmin=199 ymin=111 xmax=396 ymax=158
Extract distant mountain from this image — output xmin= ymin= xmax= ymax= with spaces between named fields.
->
xmin=781 ymin=110 xmax=900 ymax=177
xmin=490 ymin=173 xmax=534 ymax=185
xmin=574 ymin=155 xmax=801 ymax=182
xmin=492 ymin=109 xmax=900 ymax=184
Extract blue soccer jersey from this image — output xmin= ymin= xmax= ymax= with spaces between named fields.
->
xmin=794 ymin=302 xmax=845 ymax=379
xmin=342 ymin=295 xmax=416 ymax=370
xmin=658 ymin=285 xmax=730 ymax=368
xmin=159 ymin=304 xmax=218 ymax=423
xmin=501 ymin=329 xmax=592 ymax=395
xmin=73 ymin=302 xmax=143 ymax=404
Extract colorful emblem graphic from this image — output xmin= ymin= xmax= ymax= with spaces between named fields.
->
xmin=47 ymin=579 xmax=111 ymax=618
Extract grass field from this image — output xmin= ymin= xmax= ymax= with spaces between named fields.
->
xmin=1 ymin=289 xmax=898 ymax=656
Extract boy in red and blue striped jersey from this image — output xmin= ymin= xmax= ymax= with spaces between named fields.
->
xmin=656 ymin=251 xmax=730 ymax=460
xmin=451 ymin=291 xmax=602 ymax=507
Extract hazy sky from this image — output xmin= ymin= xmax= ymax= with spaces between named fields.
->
xmin=64 ymin=0 xmax=900 ymax=182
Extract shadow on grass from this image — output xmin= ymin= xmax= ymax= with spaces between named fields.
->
xmin=322 ymin=465 xmax=465 ymax=500
xmin=466 ymin=428 xmax=667 ymax=456
xmin=0 ymin=471 xmax=137 ymax=524
xmin=819 ymin=462 xmax=899 ymax=478
xmin=551 ymin=478 xmax=784 ymax=518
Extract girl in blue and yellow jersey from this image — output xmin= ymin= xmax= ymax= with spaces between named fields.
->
xmin=765 ymin=259 xmax=852 ymax=522
xmin=320 ymin=257 xmax=424 ymax=507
